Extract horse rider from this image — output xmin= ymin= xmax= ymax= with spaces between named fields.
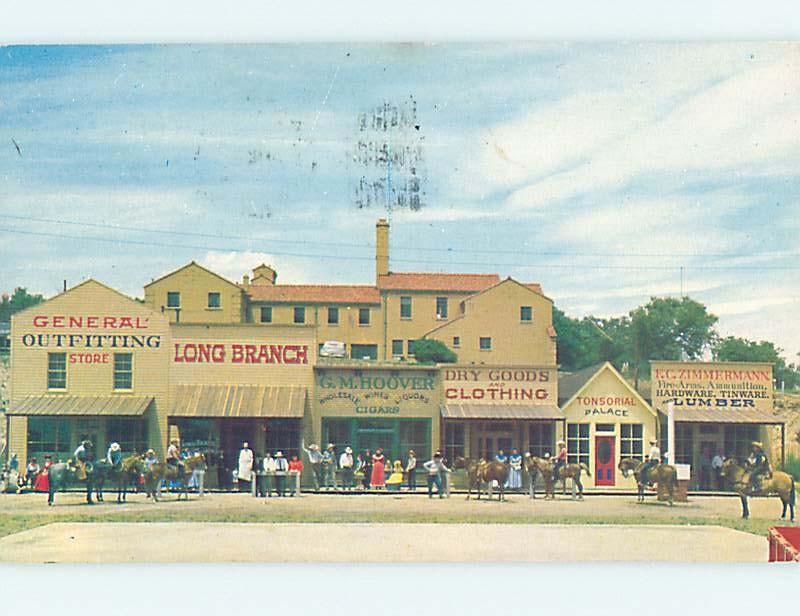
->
xmin=552 ymin=440 xmax=567 ymax=482
xmin=73 ymin=439 xmax=94 ymax=480
xmin=144 ymin=448 xmax=158 ymax=472
xmin=746 ymin=441 xmax=770 ymax=494
xmin=166 ymin=439 xmax=184 ymax=474
xmin=107 ymin=442 xmax=123 ymax=469
xmin=639 ymin=438 xmax=661 ymax=487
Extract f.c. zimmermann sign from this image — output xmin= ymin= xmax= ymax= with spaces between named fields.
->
xmin=444 ymin=366 xmax=557 ymax=404
xmin=315 ymin=368 xmax=437 ymax=416
xmin=651 ymin=361 xmax=773 ymax=411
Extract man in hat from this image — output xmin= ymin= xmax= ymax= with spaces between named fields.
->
xmin=302 ymin=441 xmax=324 ymax=492
xmin=746 ymin=441 xmax=770 ymax=494
xmin=339 ymin=446 xmax=355 ymax=490
xmin=639 ymin=438 xmax=661 ymax=487
xmin=25 ymin=457 xmax=40 ymax=488
xmin=552 ymin=440 xmax=567 ymax=482
xmin=106 ymin=442 xmax=123 ymax=469
xmin=405 ymin=450 xmax=418 ymax=491
xmin=423 ymin=451 xmax=451 ymax=498
xmin=322 ymin=443 xmax=337 ymax=491
xmin=73 ymin=439 xmax=93 ymax=481
xmin=273 ymin=451 xmax=289 ymax=497
xmin=144 ymin=448 xmax=158 ymax=472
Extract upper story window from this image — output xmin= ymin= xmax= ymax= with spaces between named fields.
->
xmin=294 ymin=306 xmax=306 ymax=324
xmin=260 ymin=306 xmax=273 ymax=323
xmin=328 ymin=307 xmax=339 ymax=325
xmin=207 ymin=292 xmax=221 ymax=309
xmin=520 ymin=306 xmax=533 ymax=322
xmin=392 ymin=339 xmax=404 ymax=356
xmin=453 ymin=336 xmax=460 ymax=348
xmin=166 ymin=291 xmax=180 ymax=308
xmin=113 ymin=353 xmax=133 ymax=390
xmin=479 ymin=337 xmax=492 ymax=351
xmin=47 ymin=352 xmax=67 ymax=390
xmin=400 ymin=296 xmax=412 ymax=319
xmin=358 ymin=308 xmax=370 ymax=325
xmin=436 ymin=297 xmax=448 ymax=319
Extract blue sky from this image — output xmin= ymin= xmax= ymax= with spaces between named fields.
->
xmin=1 ymin=43 xmax=798 ymax=362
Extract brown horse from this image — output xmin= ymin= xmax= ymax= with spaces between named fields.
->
xmin=525 ymin=456 xmax=589 ymax=500
xmin=618 ymin=458 xmax=677 ymax=505
xmin=144 ymin=453 xmax=206 ymax=501
xmin=720 ymin=458 xmax=795 ymax=521
xmin=455 ymin=457 xmax=509 ymax=501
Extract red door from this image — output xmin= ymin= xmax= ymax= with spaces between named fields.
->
xmin=595 ymin=436 xmax=615 ymax=486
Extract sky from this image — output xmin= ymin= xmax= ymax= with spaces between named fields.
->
xmin=1 ymin=43 xmax=799 ymax=361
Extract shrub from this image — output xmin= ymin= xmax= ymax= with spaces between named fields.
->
xmin=412 ymin=339 xmax=457 ymax=364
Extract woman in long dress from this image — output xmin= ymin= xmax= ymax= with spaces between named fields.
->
xmin=33 ymin=455 xmax=53 ymax=493
xmin=507 ymin=448 xmax=523 ymax=489
xmin=371 ymin=449 xmax=386 ymax=489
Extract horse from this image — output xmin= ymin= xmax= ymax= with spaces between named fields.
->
xmin=143 ymin=454 xmax=206 ymax=501
xmin=719 ymin=458 xmax=795 ymax=522
xmin=46 ymin=460 xmax=97 ymax=506
xmin=94 ymin=455 xmax=145 ymax=503
xmin=455 ymin=457 xmax=509 ymax=501
xmin=618 ymin=458 xmax=677 ymax=505
xmin=525 ymin=456 xmax=589 ymax=500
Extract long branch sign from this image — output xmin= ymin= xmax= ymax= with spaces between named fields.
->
xmin=444 ymin=366 xmax=557 ymax=404
xmin=651 ymin=361 xmax=773 ymax=411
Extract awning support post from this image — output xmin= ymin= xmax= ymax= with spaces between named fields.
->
xmin=781 ymin=424 xmax=786 ymax=468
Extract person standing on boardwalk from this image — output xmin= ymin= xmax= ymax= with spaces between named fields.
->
xmin=423 ymin=452 xmax=450 ymax=498
xmin=274 ymin=451 xmax=288 ymax=497
xmin=288 ymin=454 xmax=303 ymax=496
xmin=339 ymin=447 xmax=355 ymax=490
xmin=507 ymin=448 xmax=523 ymax=489
xmin=322 ymin=443 xmax=337 ymax=491
xmin=238 ymin=442 xmax=254 ymax=492
xmin=360 ymin=450 xmax=372 ymax=490
xmin=302 ymin=441 xmax=323 ymax=492
xmin=371 ymin=448 xmax=386 ymax=489
xmin=262 ymin=452 xmax=276 ymax=497
xmin=405 ymin=450 xmax=417 ymax=491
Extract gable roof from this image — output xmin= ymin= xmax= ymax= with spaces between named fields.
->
xmin=247 ymin=284 xmax=380 ymax=304
xmin=144 ymin=261 xmax=241 ymax=290
xmin=11 ymin=279 xmax=150 ymax=319
xmin=559 ymin=361 xmax=655 ymax=416
xmin=377 ymin=272 xmax=500 ymax=292
xmin=557 ymin=362 xmax=607 ymax=403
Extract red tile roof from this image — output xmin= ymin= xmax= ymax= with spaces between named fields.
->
xmin=525 ymin=283 xmax=543 ymax=294
xmin=377 ymin=272 xmax=500 ymax=292
xmin=247 ymin=285 xmax=380 ymax=304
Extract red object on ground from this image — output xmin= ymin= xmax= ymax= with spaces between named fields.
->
xmin=768 ymin=527 xmax=800 ymax=562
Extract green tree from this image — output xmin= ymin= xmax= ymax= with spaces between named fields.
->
xmin=552 ymin=308 xmax=630 ymax=371
xmin=0 ymin=287 xmax=45 ymax=322
xmin=414 ymin=339 xmax=457 ymax=364
xmin=628 ymin=297 xmax=718 ymax=388
xmin=714 ymin=336 xmax=800 ymax=391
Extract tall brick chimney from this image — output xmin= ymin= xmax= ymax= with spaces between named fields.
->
xmin=376 ymin=218 xmax=389 ymax=282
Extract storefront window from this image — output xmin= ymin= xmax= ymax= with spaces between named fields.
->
xmin=674 ymin=423 xmax=693 ymax=464
xmin=322 ymin=418 xmax=430 ymax=462
xmin=528 ymin=423 xmax=554 ymax=458
xmin=27 ymin=417 xmax=71 ymax=462
xmin=724 ymin=424 xmax=759 ymax=461
xmin=265 ymin=419 xmax=301 ymax=459
xmin=567 ymin=423 xmax=590 ymax=465
xmin=106 ymin=417 xmax=147 ymax=454
xmin=620 ymin=423 xmax=643 ymax=460
xmin=47 ymin=352 xmax=67 ymax=389
xmin=444 ymin=422 xmax=465 ymax=462
xmin=113 ymin=353 xmax=133 ymax=390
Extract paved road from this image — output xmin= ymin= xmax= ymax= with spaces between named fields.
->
xmin=0 ymin=522 xmax=767 ymax=562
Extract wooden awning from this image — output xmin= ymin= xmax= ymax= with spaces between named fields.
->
xmin=9 ymin=395 xmax=153 ymax=416
xmin=441 ymin=404 xmax=563 ymax=420
xmin=666 ymin=407 xmax=784 ymax=425
xmin=170 ymin=385 xmax=306 ymax=418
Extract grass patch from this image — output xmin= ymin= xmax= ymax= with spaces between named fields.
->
xmin=0 ymin=507 xmax=781 ymax=540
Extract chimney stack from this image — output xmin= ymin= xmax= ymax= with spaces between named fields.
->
xmin=242 ymin=274 xmax=250 ymax=287
xmin=251 ymin=264 xmax=277 ymax=285
xmin=376 ymin=218 xmax=389 ymax=281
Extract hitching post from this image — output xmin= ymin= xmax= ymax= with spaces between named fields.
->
xmin=197 ymin=469 xmax=205 ymax=497
xmin=667 ymin=400 xmax=675 ymax=465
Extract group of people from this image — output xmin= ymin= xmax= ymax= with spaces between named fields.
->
xmin=235 ymin=442 xmax=304 ymax=497
xmin=300 ymin=442 xmax=452 ymax=498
